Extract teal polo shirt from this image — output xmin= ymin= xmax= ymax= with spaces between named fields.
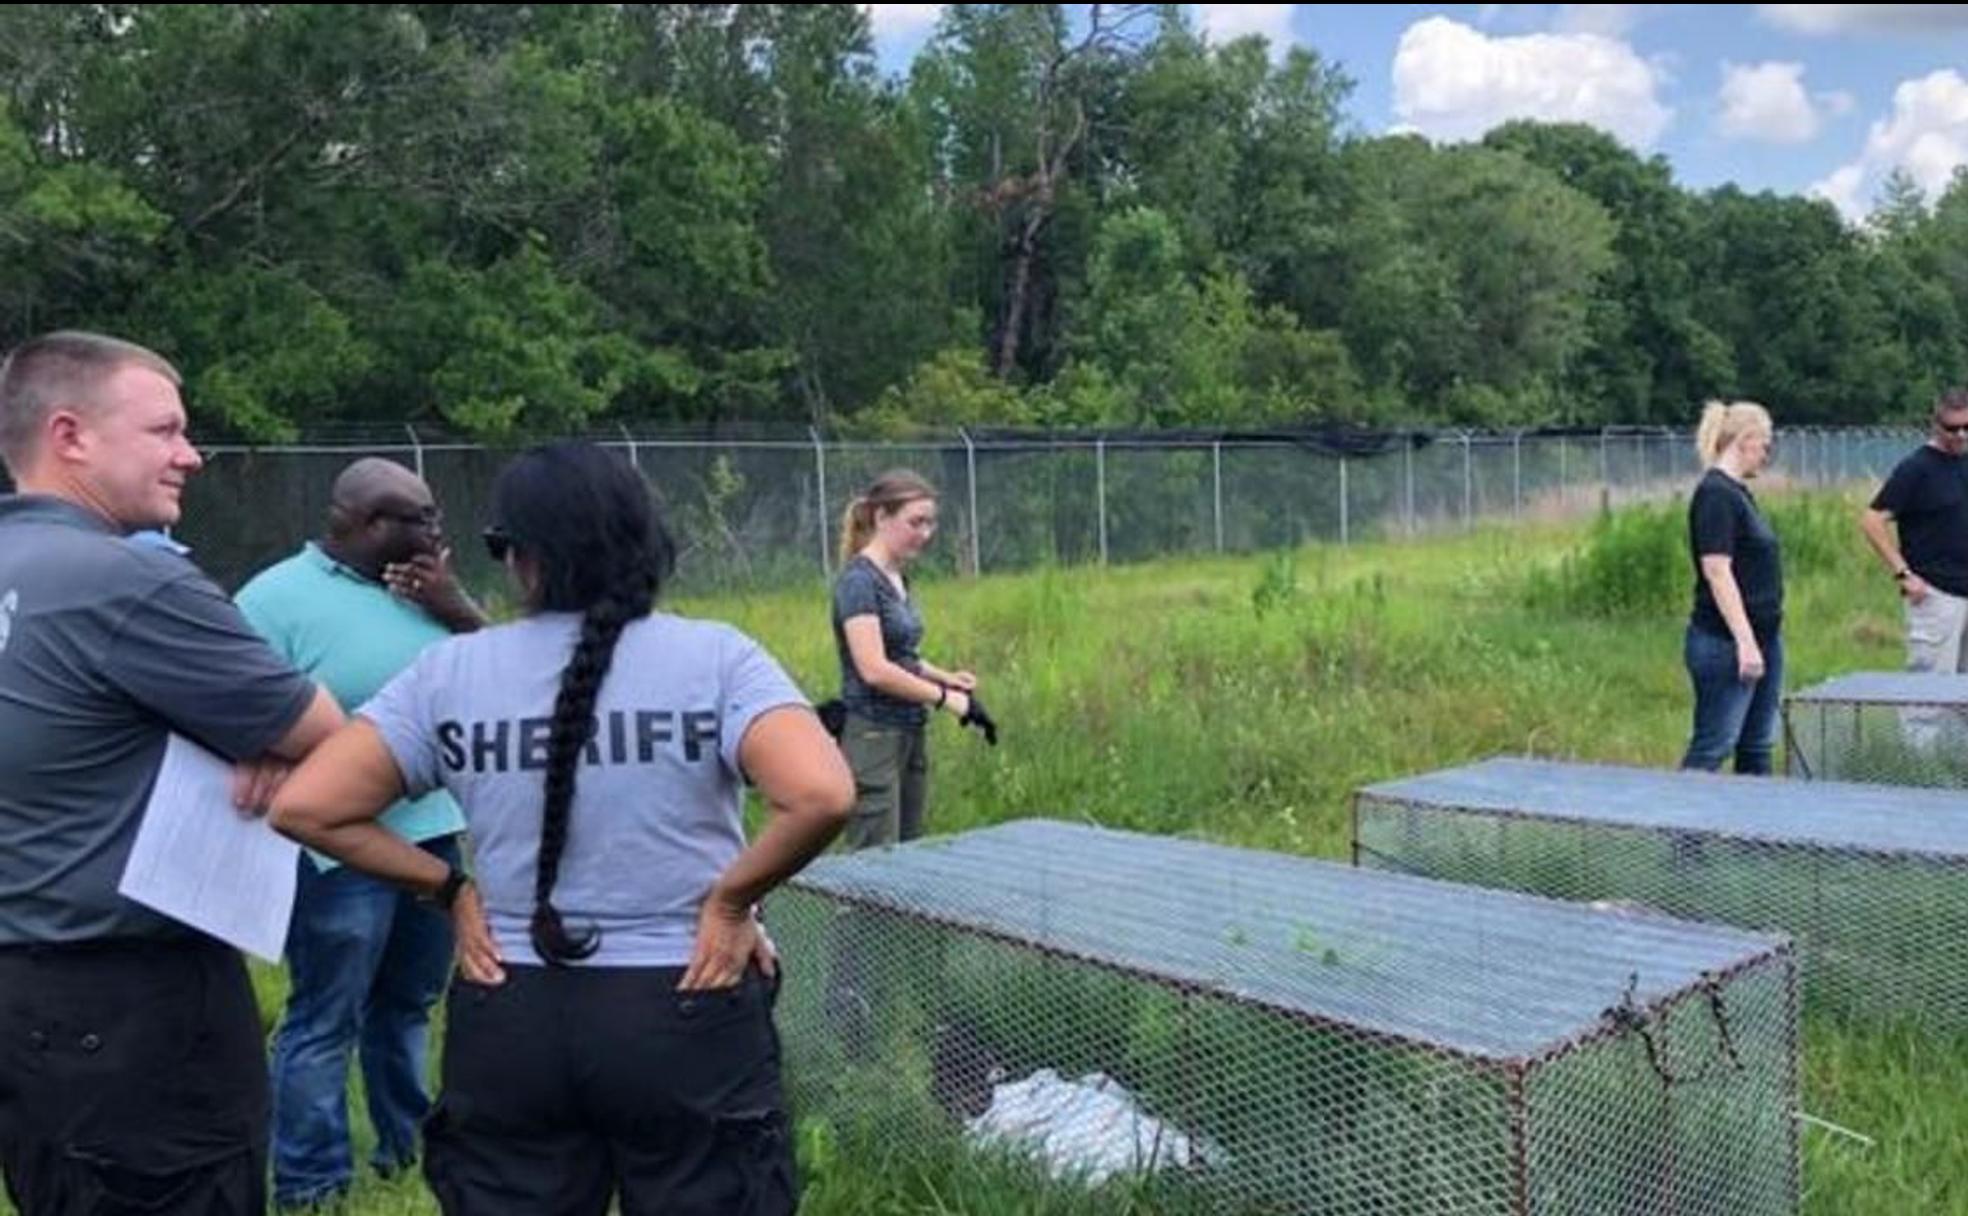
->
xmin=237 ymin=542 xmax=466 ymax=867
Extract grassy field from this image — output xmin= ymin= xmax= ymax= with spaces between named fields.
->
xmin=10 ymin=489 xmax=1968 ymax=1214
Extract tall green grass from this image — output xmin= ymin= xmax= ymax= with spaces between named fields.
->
xmin=8 ymin=489 xmax=1958 ymax=1215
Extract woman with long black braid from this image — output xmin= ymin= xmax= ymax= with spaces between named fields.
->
xmin=271 ymin=441 xmax=853 ymax=1214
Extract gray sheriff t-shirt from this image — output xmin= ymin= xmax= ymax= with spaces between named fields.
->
xmin=831 ymin=555 xmax=926 ymax=727
xmin=0 ymin=496 xmax=316 ymax=944
xmin=362 ymin=611 xmax=808 ymax=967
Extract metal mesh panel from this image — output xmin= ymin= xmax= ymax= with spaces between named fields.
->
xmin=1217 ymin=443 xmax=1344 ymax=549
xmin=1355 ymin=758 xmax=1968 ymax=1026
xmin=1523 ymin=954 xmax=1798 ymax=1216
xmin=769 ymin=820 xmax=1797 ymax=1214
xmin=1784 ymin=673 xmax=1968 ymax=789
xmin=79 ymin=425 xmax=1915 ymax=595
xmin=971 ymin=441 xmax=1100 ymax=569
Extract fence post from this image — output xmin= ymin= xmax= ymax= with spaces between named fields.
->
xmin=1462 ymin=433 xmax=1474 ymax=530
xmin=1558 ymin=435 xmax=1568 ymax=508
xmin=1212 ymin=439 xmax=1224 ymax=553
xmin=617 ymin=422 xmax=640 ymax=473
xmin=1512 ymin=431 xmax=1523 ymax=522
xmin=1405 ymin=437 xmax=1416 ymax=536
xmin=1096 ymin=437 xmax=1109 ymax=566
xmin=810 ymin=426 xmax=830 ymax=579
xmin=1598 ymin=427 xmax=1609 ymax=502
xmin=403 ymin=424 xmax=425 ymax=481
xmin=1338 ymin=454 xmax=1349 ymax=546
xmin=961 ymin=428 xmax=982 ymax=577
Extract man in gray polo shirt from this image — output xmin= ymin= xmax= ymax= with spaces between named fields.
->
xmin=0 ymin=331 xmax=343 ymax=1215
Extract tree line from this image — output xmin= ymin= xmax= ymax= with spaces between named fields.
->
xmin=3 ymin=4 xmax=1965 ymax=441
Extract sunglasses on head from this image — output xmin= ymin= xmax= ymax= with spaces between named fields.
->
xmin=482 ymin=525 xmax=512 ymax=562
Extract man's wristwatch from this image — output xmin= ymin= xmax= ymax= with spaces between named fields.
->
xmin=426 ymin=865 xmax=470 ymax=911
xmin=1894 ymin=567 xmax=1912 ymax=582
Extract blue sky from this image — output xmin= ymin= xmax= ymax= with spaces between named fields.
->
xmin=862 ymin=4 xmax=1968 ymax=220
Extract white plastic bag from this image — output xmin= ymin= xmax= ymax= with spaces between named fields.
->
xmin=964 ymin=1068 xmax=1224 ymax=1187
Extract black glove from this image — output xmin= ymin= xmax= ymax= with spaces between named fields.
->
xmin=958 ymin=692 xmax=998 ymax=747
xmin=815 ymin=698 xmax=847 ymax=740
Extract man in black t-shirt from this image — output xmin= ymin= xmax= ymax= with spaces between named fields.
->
xmin=1861 ymin=387 xmax=1968 ymax=742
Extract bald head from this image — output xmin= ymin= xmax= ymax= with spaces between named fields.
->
xmin=323 ymin=458 xmax=443 ymax=575
xmin=330 ymin=458 xmax=427 ymax=519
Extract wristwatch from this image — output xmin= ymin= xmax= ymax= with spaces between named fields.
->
xmin=426 ymin=864 xmax=471 ymax=911
xmin=1893 ymin=567 xmax=1912 ymax=582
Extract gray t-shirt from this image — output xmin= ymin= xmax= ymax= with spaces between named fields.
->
xmin=831 ymin=555 xmax=926 ymax=727
xmin=361 ymin=611 xmax=808 ymax=967
xmin=0 ymin=495 xmax=316 ymax=944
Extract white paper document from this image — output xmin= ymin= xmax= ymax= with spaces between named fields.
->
xmin=118 ymin=734 xmax=298 ymax=963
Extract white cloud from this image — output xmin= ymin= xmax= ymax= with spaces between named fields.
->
xmin=861 ymin=4 xmax=944 ymax=41
xmin=1391 ymin=17 xmax=1673 ymax=148
xmin=1821 ymin=90 xmax=1858 ymax=118
xmin=1810 ymin=69 xmax=1968 ymax=220
xmin=1717 ymin=61 xmax=1821 ymax=143
xmin=1196 ymin=4 xmax=1298 ymax=54
xmin=1757 ymin=5 xmax=1968 ymax=35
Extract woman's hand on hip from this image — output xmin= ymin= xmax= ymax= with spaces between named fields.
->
xmin=680 ymin=894 xmax=760 ymax=991
xmin=452 ymin=884 xmax=506 ymax=986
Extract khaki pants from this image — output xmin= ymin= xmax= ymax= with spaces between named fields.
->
xmin=1903 ymin=587 xmax=1968 ymax=748
xmin=839 ymin=712 xmax=928 ymax=850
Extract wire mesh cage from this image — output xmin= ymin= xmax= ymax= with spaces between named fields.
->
xmin=769 ymin=819 xmax=1799 ymax=1215
xmin=1784 ymin=673 xmax=1968 ymax=788
xmin=1355 ymin=757 xmax=1968 ymax=1027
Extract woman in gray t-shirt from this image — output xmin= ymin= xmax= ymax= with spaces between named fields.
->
xmin=273 ymin=442 xmax=853 ymax=1214
xmin=831 ymin=469 xmax=983 ymax=848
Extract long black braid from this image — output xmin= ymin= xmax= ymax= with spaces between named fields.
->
xmin=492 ymin=442 xmax=672 ymax=964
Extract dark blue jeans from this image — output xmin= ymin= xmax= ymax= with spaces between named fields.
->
xmin=1680 ymin=626 xmax=1784 ymax=774
xmin=269 ymin=835 xmax=460 ymax=1208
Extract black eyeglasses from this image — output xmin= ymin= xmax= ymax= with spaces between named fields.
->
xmin=482 ymin=525 xmax=512 ymax=562
xmin=1941 ymin=423 xmax=1968 ymax=437
xmin=375 ymin=507 xmax=442 ymax=530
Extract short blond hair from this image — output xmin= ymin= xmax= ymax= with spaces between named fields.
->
xmin=0 ymin=331 xmax=181 ymax=472
xmin=1695 ymin=400 xmax=1772 ymax=467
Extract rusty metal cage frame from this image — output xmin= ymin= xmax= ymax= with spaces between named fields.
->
xmin=771 ymin=819 xmax=1800 ymax=1215
xmin=1354 ymin=757 xmax=1968 ymax=1028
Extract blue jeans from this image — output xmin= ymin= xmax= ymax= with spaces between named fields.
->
xmin=270 ymin=835 xmax=460 ymax=1208
xmin=1680 ymin=626 xmax=1784 ymax=774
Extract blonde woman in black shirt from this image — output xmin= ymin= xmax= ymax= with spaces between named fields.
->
xmin=1681 ymin=401 xmax=1781 ymax=773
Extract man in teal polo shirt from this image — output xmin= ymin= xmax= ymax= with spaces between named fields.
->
xmin=237 ymin=458 xmax=486 ymax=1210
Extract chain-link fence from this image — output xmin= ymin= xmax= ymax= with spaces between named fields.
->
xmin=0 ymin=425 xmax=1916 ymax=595
xmin=768 ymin=819 xmax=1799 ymax=1215
xmin=1784 ymin=673 xmax=1968 ymax=788
xmin=1354 ymin=757 xmax=1968 ymax=1028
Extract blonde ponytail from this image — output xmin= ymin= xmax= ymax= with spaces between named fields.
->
xmin=838 ymin=496 xmax=877 ymax=568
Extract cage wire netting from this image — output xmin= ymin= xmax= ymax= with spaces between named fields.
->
xmin=9 ymin=424 xmax=1907 ymax=596
xmin=1354 ymin=757 xmax=1968 ymax=1028
xmin=769 ymin=819 xmax=1799 ymax=1215
xmin=1784 ymin=673 xmax=1968 ymax=789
